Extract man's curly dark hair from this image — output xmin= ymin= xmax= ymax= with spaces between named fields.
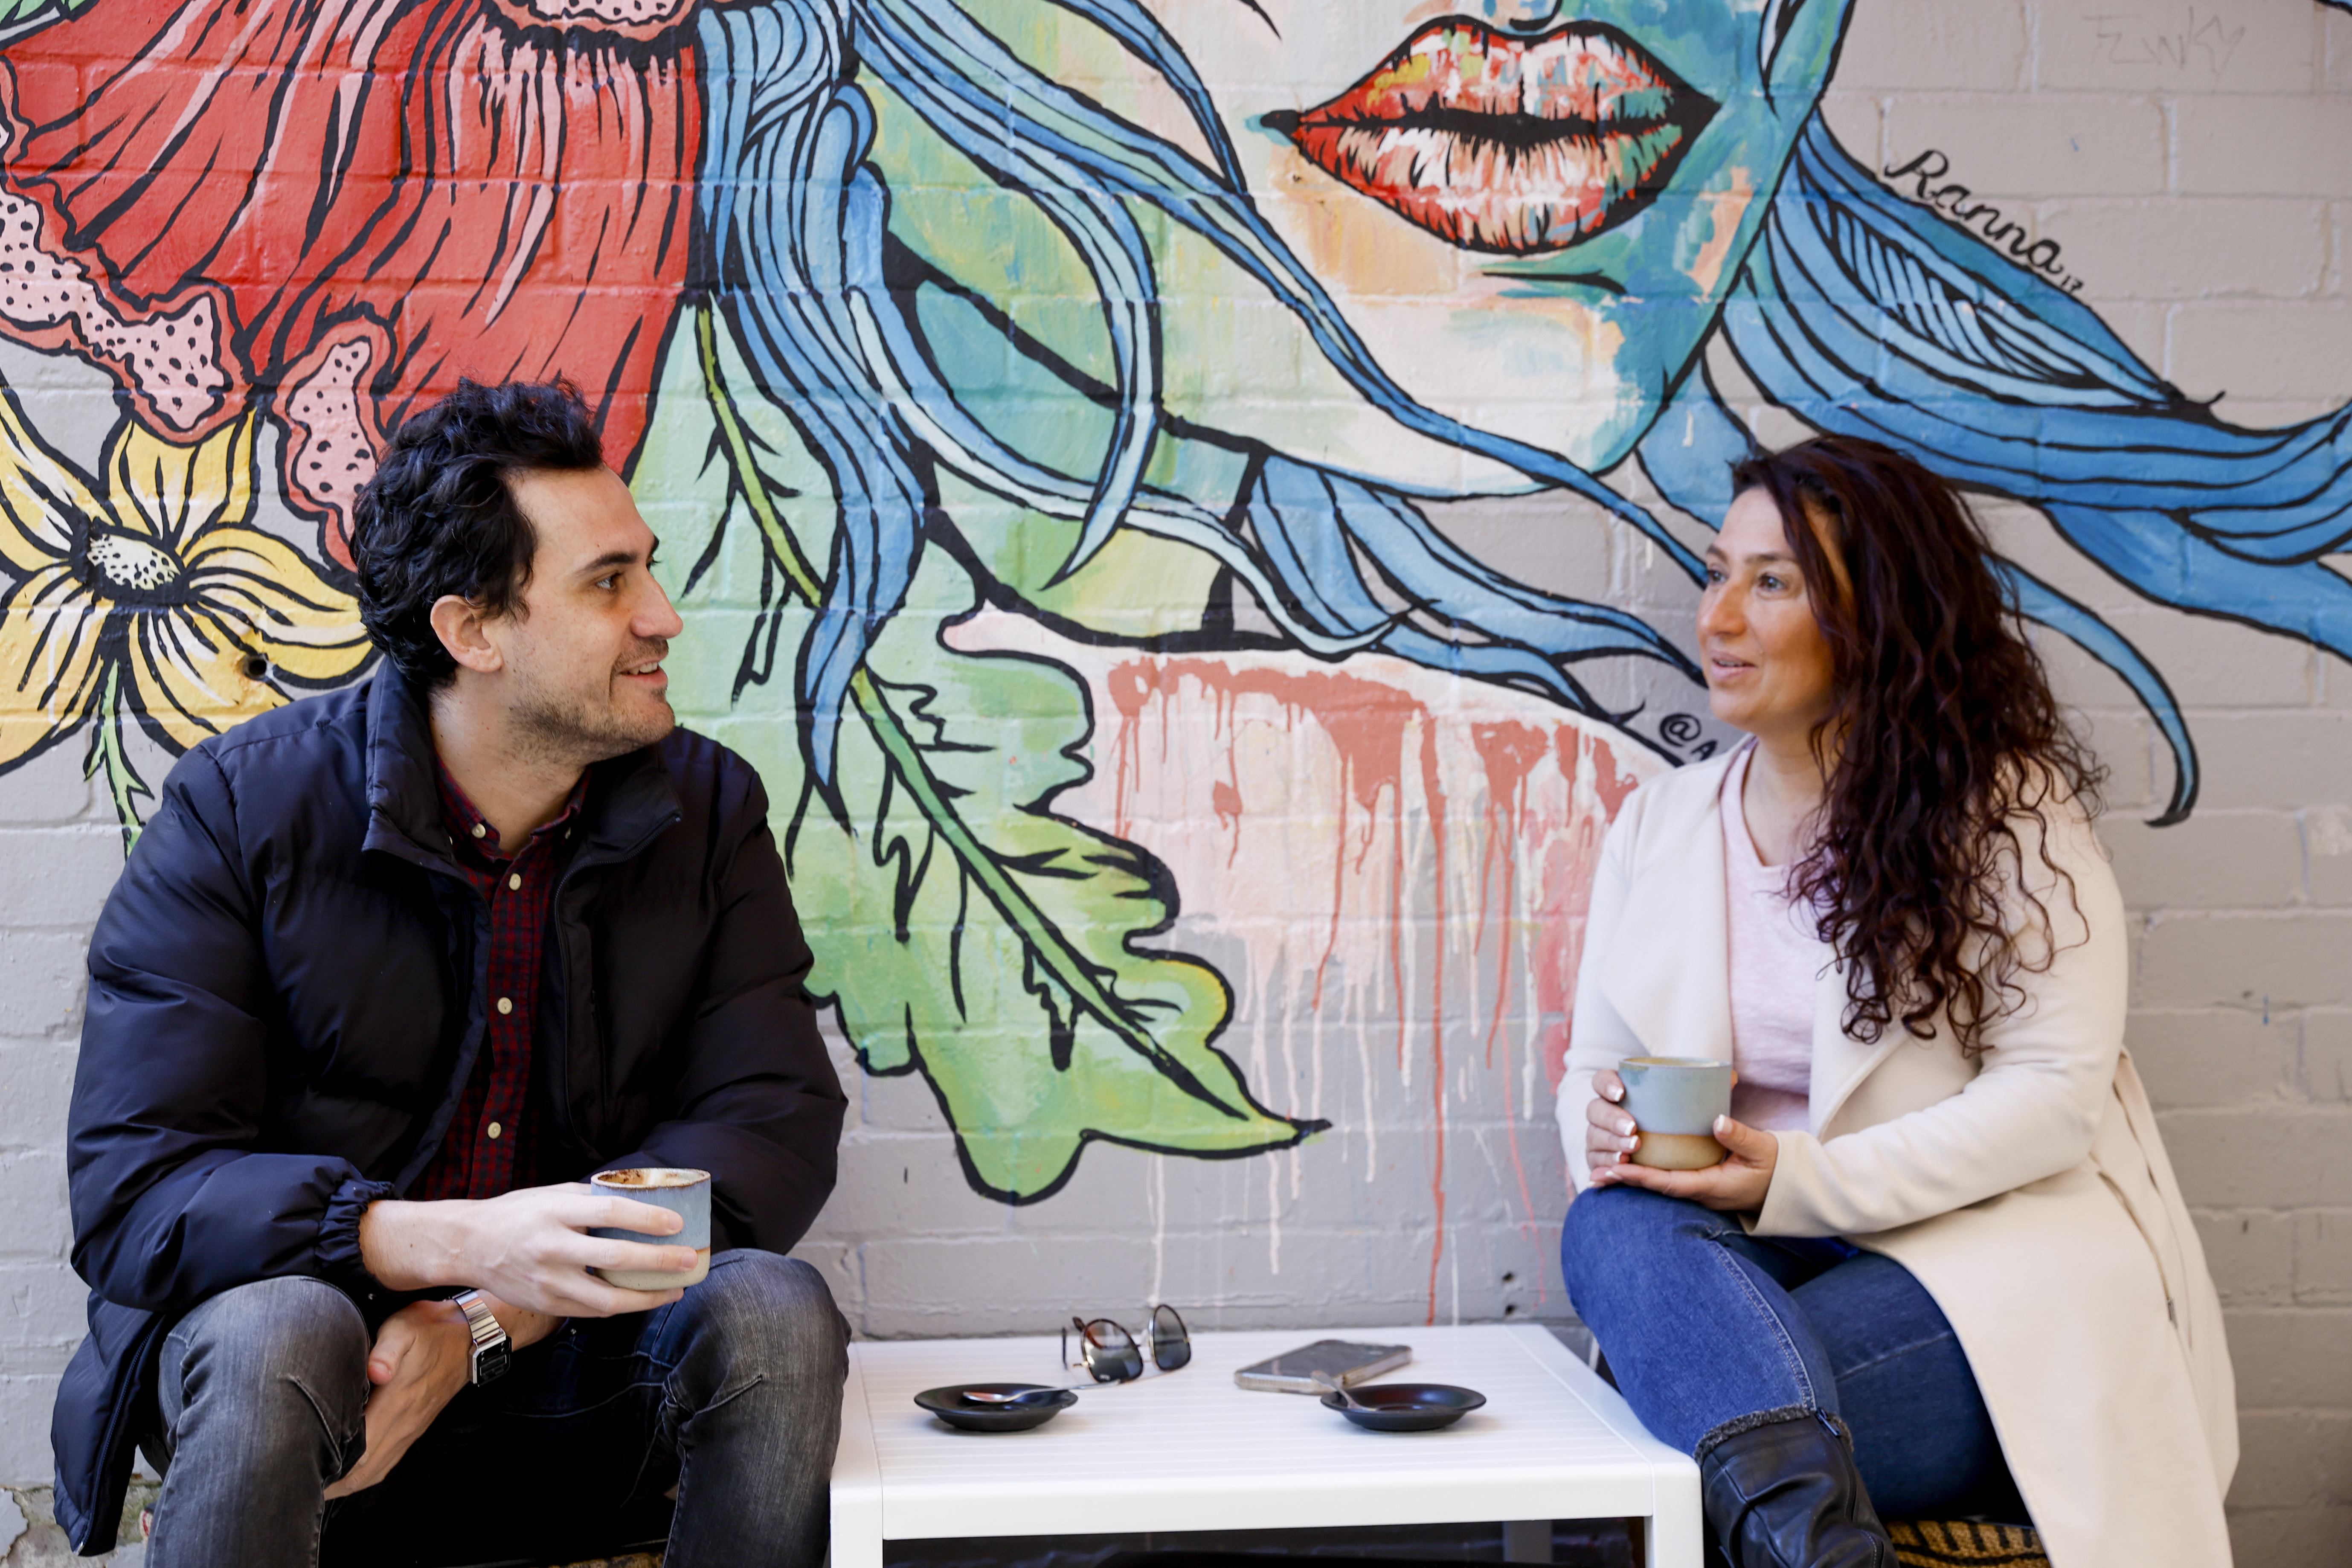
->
xmin=351 ymin=378 xmax=605 ymax=690
xmin=1731 ymin=436 xmax=2106 ymax=1058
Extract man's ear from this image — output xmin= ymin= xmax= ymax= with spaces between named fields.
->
xmin=429 ymin=594 xmax=504 ymax=677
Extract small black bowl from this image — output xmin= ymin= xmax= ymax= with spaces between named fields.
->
xmin=1319 ymin=1382 xmax=1487 ymax=1432
xmin=914 ymin=1383 xmax=1078 ymax=1432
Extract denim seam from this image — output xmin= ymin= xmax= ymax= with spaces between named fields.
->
xmin=284 ymin=1373 xmax=362 ymax=1475
xmin=665 ymin=1370 xmax=768 ymax=1437
xmin=1829 ymin=1330 xmax=1958 ymax=1383
xmin=1699 ymin=1233 xmax=1818 ymax=1414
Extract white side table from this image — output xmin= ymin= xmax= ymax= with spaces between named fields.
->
xmin=831 ymin=1324 xmax=1700 ymax=1568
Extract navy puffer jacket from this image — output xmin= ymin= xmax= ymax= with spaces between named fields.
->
xmin=51 ymin=665 xmax=845 ymax=1552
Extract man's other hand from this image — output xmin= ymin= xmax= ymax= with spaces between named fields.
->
xmin=358 ymin=1184 xmax=700 ymax=1318
xmin=323 ymin=1300 xmax=470 ymax=1499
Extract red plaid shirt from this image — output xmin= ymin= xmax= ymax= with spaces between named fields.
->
xmin=409 ymin=763 xmax=588 ymax=1201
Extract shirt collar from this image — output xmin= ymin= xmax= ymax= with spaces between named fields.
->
xmin=434 ymin=758 xmax=589 ymax=862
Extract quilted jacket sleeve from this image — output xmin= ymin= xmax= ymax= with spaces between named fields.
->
xmin=70 ymin=748 xmax=392 ymax=1315
xmin=598 ymin=759 xmax=845 ymax=1256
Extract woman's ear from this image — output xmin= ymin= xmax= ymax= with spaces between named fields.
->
xmin=428 ymin=594 xmax=503 ymax=677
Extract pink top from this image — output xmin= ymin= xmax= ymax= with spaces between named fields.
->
xmin=1721 ymin=744 xmax=1823 ymax=1132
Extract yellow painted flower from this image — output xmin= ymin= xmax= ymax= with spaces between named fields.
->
xmin=0 ymin=398 xmax=372 ymax=808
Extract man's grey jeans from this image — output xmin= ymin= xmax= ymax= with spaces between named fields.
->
xmin=140 ymin=1250 xmax=849 ymax=1568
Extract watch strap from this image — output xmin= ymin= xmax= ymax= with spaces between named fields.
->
xmin=451 ymin=1289 xmax=511 ymax=1386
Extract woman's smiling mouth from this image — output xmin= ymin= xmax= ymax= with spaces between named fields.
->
xmin=1266 ymin=18 xmax=1718 ymax=256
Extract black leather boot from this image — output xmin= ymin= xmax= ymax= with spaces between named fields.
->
xmin=1698 ymin=1411 xmax=1897 ymax=1568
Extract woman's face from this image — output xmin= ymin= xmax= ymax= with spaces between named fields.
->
xmin=1066 ymin=0 xmax=1853 ymax=491
xmin=1697 ymin=487 xmax=1838 ymax=743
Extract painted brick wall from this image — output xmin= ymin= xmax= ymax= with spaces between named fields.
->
xmin=1 ymin=2 xmax=2349 ymax=1565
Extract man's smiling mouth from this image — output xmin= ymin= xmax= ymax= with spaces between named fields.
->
xmin=1265 ymin=18 xmax=1719 ymax=256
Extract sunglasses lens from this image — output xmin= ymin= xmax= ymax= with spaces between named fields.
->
xmin=1082 ymin=1320 xmax=1144 ymax=1382
xmin=1149 ymin=1304 xmax=1191 ymax=1371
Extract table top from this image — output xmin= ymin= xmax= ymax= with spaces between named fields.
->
xmin=835 ymin=1323 xmax=1695 ymax=1541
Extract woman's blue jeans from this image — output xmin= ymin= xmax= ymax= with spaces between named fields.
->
xmin=1560 ymin=1186 xmax=2025 ymax=1523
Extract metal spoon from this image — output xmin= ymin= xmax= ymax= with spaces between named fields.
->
xmin=1312 ymin=1371 xmax=1368 ymax=1409
xmin=962 ymin=1387 xmax=1068 ymax=1405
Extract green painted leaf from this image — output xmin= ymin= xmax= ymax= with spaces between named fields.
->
xmin=635 ymin=306 xmax=1317 ymax=1202
xmin=0 ymin=0 xmax=98 ymax=32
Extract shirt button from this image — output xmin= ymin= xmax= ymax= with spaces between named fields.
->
xmin=507 ymin=872 xmax=522 ymax=891
xmin=497 ymin=997 xmax=514 ymax=1016
xmin=486 ymin=1122 xmax=503 ymax=1140
xmin=471 ymin=824 xmax=487 ymax=840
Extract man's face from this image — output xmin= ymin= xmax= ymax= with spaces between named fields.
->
xmin=488 ymin=465 xmax=684 ymax=766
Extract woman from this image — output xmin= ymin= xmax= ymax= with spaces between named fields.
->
xmin=1555 ymin=437 xmax=2234 ymax=1568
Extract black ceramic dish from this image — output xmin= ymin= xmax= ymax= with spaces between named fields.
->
xmin=1318 ymin=1382 xmax=1487 ymax=1432
xmin=914 ymin=1383 xmax=1079 ymax=1432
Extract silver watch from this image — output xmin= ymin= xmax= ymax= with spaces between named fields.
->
xmin=450 ymin=1289 xmax=511 ymax=1386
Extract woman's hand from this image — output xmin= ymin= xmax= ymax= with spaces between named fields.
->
xmin=1584 ymin=1069 xmax=1637 ymax=1167
xmin=1590 ymin=1108 xmax=1780 ymax=1213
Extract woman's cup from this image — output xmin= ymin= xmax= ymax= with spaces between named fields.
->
xmin=588 ymin=1168 xmax=711 ymax=1290
xmin=1617 ymin=1058 xmax=1734 ymax=1170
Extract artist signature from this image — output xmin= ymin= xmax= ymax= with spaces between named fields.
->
xmin=1882 ymin=150 xmax=2088 ymax=297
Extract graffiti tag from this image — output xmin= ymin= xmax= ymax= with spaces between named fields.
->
xmin=2085 ymin=9 xmax=2247 ymax=80
xmin=1882 ymin=150 xmax=2088 ymax=297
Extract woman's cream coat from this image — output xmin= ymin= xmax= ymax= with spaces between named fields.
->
xmin=1555 ymin=753 xmax=2235 ymax=1568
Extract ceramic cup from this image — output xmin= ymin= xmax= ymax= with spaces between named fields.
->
xmin=1617 ymin=1057 xmax=1734 ymax=1170
xmin=588 ymin=1167 xmax=711 ymax=1290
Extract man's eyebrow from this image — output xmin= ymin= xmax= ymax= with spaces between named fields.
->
xmin=574 ymin=548 xmax=645 ymax=578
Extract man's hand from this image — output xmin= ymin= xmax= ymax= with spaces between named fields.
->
xmin=1588 ymin=1110 xmax=1780 ymax=1213
xmin=359 ymin=1184 xmax=700 ymax=1318
xmin=323 ymin=1301 xmax=471 ymax=1499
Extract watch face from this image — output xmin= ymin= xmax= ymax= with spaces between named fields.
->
xmin=472 ymin=1340 xmax=511 ymax=1386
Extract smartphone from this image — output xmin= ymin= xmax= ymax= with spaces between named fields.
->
xmin=1233 ymin=1339 xmax=1411 ymax=1394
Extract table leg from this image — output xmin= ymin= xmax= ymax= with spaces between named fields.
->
xmin=1501 ymin=1520 xmax=1552 ymax=1563
xmin=830 ymin=1350 xmax=884 ymax=1568
xmin=1644 ymin=1462 xmax=1704 ymax=1568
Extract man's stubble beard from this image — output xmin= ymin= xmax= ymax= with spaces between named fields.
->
xmin=506 ymin=667 xmax=675 ymax=774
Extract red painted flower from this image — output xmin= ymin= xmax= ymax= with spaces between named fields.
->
xmin=0 ymin=0 xmax=701 ymax=568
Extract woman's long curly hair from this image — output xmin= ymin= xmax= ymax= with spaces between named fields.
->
xmin=1730 ymin=436 xmax=2105 ymax=1056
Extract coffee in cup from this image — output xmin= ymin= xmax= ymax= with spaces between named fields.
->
xmin=588 ymin=1167 xmax=711 ymax=1290
xmin=1617 ymin=1057 xmax=1734 ymax=1170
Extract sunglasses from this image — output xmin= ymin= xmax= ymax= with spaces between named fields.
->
xmin=1061 ymin=1305 xmax=1192 ymax=1383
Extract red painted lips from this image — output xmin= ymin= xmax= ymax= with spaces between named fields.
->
xmin=1266 ymin=19 xmax=1718 ymax=256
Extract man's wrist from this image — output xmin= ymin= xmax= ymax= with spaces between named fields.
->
xmin=357 ymin=1198 xmax=473 ymax=1292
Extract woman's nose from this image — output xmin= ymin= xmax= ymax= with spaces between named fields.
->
xmin=1484 ymin=0 xmax=1564 ymax=32
xmin=1697 ymin=586 xmax=1738 ymax=637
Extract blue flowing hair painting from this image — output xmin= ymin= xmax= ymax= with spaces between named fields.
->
xmin=691 ymin=0 xmax=2352 ymax=832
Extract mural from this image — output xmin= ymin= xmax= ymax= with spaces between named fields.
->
xmin=1 ymin=0 xmax=2348 ymax=1260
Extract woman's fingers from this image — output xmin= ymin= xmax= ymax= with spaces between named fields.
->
xmin=1584 ymin=1092 xmax=1639 ymax=1165
xmin=1713 ymin=1114 xmax=1779 ymax=1167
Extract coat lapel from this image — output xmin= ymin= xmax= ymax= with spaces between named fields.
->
xmin=1600 ymin=754 xmax=1735 ymax=1064
xmin=1598 ymin=749 xmax=1907 ymax=1129
xmin=1806 ymin=953 xmax=1900 ymax=1135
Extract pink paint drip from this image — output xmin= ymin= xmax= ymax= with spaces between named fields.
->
xmin=1102 ymin=652 xmax=1645 ymax=1318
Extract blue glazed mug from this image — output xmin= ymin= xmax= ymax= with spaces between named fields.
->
xmin=589 ymin=1167 xmax=711 ymax=1290
xmin=1617 ymin=1057 xmax=1734 ymax=1170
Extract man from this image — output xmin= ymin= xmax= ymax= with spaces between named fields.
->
xmin=52 ymin=380 xmax=849 ymax=1566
